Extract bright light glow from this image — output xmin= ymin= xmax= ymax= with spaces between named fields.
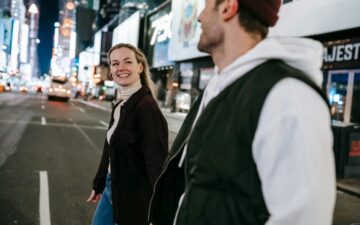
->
xmin=69 ymin=31 xmax=76 ymax=59
xmin=28 ymin=3 xmax=38 ymax=14
xmin=66 ymin=2 xmax=75 ymax=10
xmin=10 ymin=20 xmax=20 ymax=73
xmin=54 ymin=22 xmax=60 ymax=27
xmin=104 ymin=80 xmax=114 ymax=87
xmin=54 ymin=27 xmax=59 ymax=48
xmin=93 ymin=31 xmax=102 ymax=64
xmin=20 ymin=24 xmax=29 ymax=63
xmin=36 ymin=38 xmax=40 ymax=44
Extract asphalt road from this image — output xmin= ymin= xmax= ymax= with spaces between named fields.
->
xmin=0 ymin=92 xmax=109 ymax=225
xmin=0 ymin=92 xmax=359 ymax=225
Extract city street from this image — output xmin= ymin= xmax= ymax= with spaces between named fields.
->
xmin=0 ymin=92 xmax=359 ymax=225
xmin=0 ymin=92 xmax=108 ymax=225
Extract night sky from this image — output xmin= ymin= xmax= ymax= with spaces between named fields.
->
xmin=37 ymin=0 xmax=59 ymax=76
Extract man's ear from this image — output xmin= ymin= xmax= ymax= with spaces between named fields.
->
xmin=220 ymin=0 xmax=238 ymax=21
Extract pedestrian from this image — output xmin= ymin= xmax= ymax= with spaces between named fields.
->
xmin=149 ymin=0 xmax=336 ymax=225
xmin=87 ymin=43 xmax=168 ymax=225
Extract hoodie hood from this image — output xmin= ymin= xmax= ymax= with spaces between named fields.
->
xmin=201 ymin=37 xmax=324 ymax=111
xmin=243 ymin=37 xmax=324 ymax=86
xmin=219 ymin=37 xmax=324 ymax=86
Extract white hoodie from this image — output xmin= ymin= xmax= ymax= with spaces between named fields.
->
xmin=177 ymin=37 xmax=336 ymax=225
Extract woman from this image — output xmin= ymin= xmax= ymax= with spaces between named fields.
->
xmin=87 ymin=43 xmax=168 ymax=225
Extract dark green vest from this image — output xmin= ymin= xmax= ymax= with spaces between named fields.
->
xmin=149 ymin=60 xmax=328 ymax=225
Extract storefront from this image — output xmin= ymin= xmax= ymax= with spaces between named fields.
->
xmin=320 ymin=36 xmax=360 ymax=178
xmin=263 ymin=0 xmax=360 ymax=178
xmin=322 ymin=37 xmax=360 ymax=123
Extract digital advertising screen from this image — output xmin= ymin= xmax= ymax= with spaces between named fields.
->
xmin=168 ymin=0 xmax=207 ymax=61
xmin=270 ymin=0 xmax=360 ymax=37
xmin=147 ymin=3 xmax=174 ymax=68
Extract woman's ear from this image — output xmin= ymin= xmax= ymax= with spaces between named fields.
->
xmin=221 ymin=0 xmax=238 ymax=21
xmin=138 ymin=63 xmax=144 ymax=74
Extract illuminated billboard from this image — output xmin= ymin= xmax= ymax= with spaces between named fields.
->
xmin=146 ymin=2 xmax=174 ymax=68
xmin=168 ymin=0 xmax=207 ymax=61
xmin=112 ymin=11 xmax=140 ymax=47
xmin=20 ymin=23 xmax=29 ymax=63
xmin=270 ymin=0 xmax=360 ymax=37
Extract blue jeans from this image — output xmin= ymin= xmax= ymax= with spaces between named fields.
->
xmin=91 ymin=174 xmax=118 ymax=225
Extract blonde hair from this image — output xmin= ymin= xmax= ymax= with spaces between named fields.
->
xmin=107 ymin=43 xmax=155 ymax=96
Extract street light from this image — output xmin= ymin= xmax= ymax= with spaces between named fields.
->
xmin=28 ymin=3 xmax=39 ymax=14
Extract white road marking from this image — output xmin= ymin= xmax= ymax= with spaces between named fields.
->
xmin=41 ymin=105 xmax=45 ymax=110
xmin=100 ymin=120 xmax=109 ymax=127
xmin=41 ymin=117 xmax=46 ymax=125
xmin=72 ymin=121 xmax=101 ymax=153
xmin=39 ymin=171 xmax=51 ymax=225
xmin=0 ymin=120 xmax=107 ymax=130
xmin=78 ymin=99 xmax=111 ymax=112
xmin=78 ymin=107 xmax=85 ymax=113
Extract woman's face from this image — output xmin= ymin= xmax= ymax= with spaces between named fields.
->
xmin=109 ymin=47 xmax=143 ymax=87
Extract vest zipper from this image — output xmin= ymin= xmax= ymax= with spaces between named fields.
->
xmin=148 ymin=136 xmax=191 ymax=221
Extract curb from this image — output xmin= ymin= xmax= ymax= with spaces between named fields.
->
xmin=337 ymin=182 xmax=360 ymax=198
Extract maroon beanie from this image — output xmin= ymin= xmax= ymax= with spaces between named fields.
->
xmin=239 ymin=0 xmax=282 ymax=27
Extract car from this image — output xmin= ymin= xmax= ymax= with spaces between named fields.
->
xmin=175 ymin=91 xmax=191 ymax=113
xmin=47 ymin=76 xmax=71 ymax=101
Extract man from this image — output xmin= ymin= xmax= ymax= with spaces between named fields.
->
xmin=149 ymin=0 xmax=336 ymax=225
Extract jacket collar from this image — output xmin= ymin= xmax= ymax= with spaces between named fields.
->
xmin=121 ymin=85 xmax=151 ymax=111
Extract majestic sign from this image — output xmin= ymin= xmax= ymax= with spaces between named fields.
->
xmin=322 ymin=38 xmax=360 ymax=69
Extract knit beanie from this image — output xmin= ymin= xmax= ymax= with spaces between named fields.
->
xmin=239 ymin=0 xmax=281 ymax=27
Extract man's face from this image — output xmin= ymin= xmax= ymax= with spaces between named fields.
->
xmin=197 ymin=0 xmax=224 ymax=53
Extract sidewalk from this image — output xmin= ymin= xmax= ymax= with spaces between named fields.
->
xmin=78 ymin=98 xmax=360 ymax=198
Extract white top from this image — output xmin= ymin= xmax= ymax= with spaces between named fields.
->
xmin=176 ymin=37 xmax=336 ymax=225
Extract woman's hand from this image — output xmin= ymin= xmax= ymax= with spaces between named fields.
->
xmin=86 ymin=190 xmax=101 ymax=203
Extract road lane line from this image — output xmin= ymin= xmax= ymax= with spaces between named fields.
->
xmin=78 ymin=107 xmax=85 ymax=113
xmin=100 ymin=120 xmax=109 ymax=127
xmin=78 ymin=99 xmax=111 ymax=112
xmin=71 ymin=120 xmax=101 ymax=153
xmin=39 ymin=171 xmax=51 ymax=225
xmin=0 ymin=120 xmax=107 ymax=130
xmin=41 ymin=105 xmax=45 ymax=110
xmin=41 ymin=117 xmax=46 ymax=125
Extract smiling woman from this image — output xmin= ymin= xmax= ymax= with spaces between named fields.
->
xmin=87 ymin=43 xmax=168 ymax=225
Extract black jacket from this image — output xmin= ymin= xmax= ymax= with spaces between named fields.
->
xmin=93 ymin=86 xmax=168 ymax=225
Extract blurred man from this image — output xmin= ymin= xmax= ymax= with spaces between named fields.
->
xmin=149 ymin=0 xmax=336 ymax=225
